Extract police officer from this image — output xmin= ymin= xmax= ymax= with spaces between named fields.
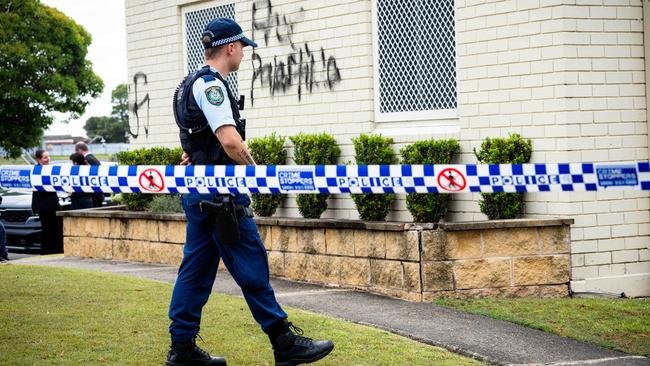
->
xmin=168 ymin=18 xmax=334 ymax=366
xmin=74 ymin=142 xmax=104 ymax=207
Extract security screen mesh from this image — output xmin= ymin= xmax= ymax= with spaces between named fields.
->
xmin=185 ymin=4 xmax=238 ymax=95
xmin=377 ymin=0 xmax=457 ymax=113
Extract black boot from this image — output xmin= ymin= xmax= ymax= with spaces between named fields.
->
xmin=166 ymin=337 xmax=227 ymax=366
xmin=268 ymin=320 xmax=334 ymax=366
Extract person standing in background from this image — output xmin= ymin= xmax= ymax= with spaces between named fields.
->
xmin=74 ymin=142 xmax=103 ymax=207
xmin=31 ymin=150 xmax=63 ymax=254
xmin=68 ymin=153 xmax=93 ymax=210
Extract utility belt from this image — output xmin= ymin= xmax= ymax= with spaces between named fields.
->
xmin=199 ymin=195 xmax=254 ymax=245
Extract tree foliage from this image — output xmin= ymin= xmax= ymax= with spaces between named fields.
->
xmin=84 ymin=84 xmax=129 ymax=143
xmin=111 ymin=83 xmax=128 ymax=124
xmin=0 ymin=0 xmax=104 ymax=157
xmin=84 ymin=116 xmax=128 ymax=143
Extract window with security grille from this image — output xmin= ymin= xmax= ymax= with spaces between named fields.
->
xmin=375 ymin=0 xmax=457 ymax=118
xmin=184 ymin=4 xmax=238 ymax=95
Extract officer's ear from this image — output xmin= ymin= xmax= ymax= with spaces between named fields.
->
xmin=226 ymin=42 xmax=235 ymax=55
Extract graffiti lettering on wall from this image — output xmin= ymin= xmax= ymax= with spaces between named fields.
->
xmin=128 ymin=72 xmax=150 ymax=139
xmin=252 ymin=0 xmax=304 ymax=50
xmin=250 ymin=0 xmax=342 ymax=105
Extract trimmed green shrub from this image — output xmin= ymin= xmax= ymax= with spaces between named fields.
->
xmin=477 ymin=192 xmax=524 ymax=220
xmin=400 ymin=139 xmax=461 ymax=222
xmin=289 ymin=133 xmax=340 ymax=219
xmin=115 ymin=147 xmax=184 ymax=211
xmin=291 ymin=132 xmax=341 ymax=165
xmin=149 ymin=194 xmax=183 ymax=213
xmin=351 ymin=134 xmax=397 ymax=221
xmin=473 ymin=134 xmax=532 ymax=220
xmin=248 ymin=133 xmax=287 ymax=216
xmin=295 ymin=194 xmax=329 ymax=219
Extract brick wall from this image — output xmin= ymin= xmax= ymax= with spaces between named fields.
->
xmin=448 ymin=0 xmax=650 ymax=292
xmin=560 ymin=2 xmax=650 ymax=284
xmin=125 ymin=0 xmax=650 ymax=295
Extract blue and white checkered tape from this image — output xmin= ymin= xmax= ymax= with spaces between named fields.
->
xmin=0 ymin=162 xmax=648 ymax=194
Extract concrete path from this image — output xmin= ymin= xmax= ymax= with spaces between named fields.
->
xmin=10 ymin=255 xmax=650 ymax=366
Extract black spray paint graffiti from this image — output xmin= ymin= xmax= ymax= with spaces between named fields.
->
xmin=250 ymin=0 xmax=342 ymax=105
xmin=252 ymin=0 xmax=304 ymax=50
xmin=128 ymin=72 xmax=150 ymax=139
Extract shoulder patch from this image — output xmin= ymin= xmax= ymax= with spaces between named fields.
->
xmin=205 ymin=86 xmax=224 ymax=106
xmin=201 ymin=75 xmax=216 ymax=82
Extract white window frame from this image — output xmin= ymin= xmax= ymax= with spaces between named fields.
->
xmin=371 ymin=0 xmax=459 ymax=123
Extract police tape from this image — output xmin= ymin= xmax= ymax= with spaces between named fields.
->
xmin=0 ymin=162 xmax=647 ymax=194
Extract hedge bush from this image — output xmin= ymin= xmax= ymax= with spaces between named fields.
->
xmin=351 ymin=134 xmax=397 ymax=221
xmin=289 ymin=133 xmax=340 ymax=219
xmin=115 ymin=147 xmax=184 ymax=211
xmin=473 ymin=134 xmax=532 ymax=220
xmin=400 ymin=139 xmax=460 ymax=222
xmin=248 ymin=133 xmax=287 ymax=216
xmin=149 ymin=194 xmax=183 ymax=213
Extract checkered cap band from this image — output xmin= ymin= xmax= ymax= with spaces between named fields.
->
xmin=209 ymin=32 xmax=244 ymax=47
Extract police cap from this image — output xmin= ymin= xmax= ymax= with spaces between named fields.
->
xmin=201 ymin=18 xmax=257 ymax=49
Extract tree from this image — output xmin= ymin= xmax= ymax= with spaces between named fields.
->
xmin=111 ymin=83 xmax=128 ymax=124
xmin=83 ymin=83 xmax=129 ymax=143
xmin=0 ymin=0 xmax=104 ymax=157
xmin=84 ymin=116 xmax=129 ymax=143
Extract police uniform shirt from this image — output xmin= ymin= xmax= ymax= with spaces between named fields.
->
xmin=192 ymin=66 xmax=236 ymax=133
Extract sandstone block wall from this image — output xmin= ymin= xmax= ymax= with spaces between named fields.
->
xmin=62 ymin=215 xmax=185 ymax=266
xmin=258 ymin=223 xmax=422 ymax=301
xmin=420 ymin=224 xmax=570 ymax=300
xmin=61 ymin=210 xmax=572 ymax=301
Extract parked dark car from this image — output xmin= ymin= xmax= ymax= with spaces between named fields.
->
xmin=0 ymin=161 xmax=117 ymax=252
xmin=0 ymin=188 xmax=71 ymax=252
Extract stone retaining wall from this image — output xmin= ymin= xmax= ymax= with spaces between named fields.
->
xmin=59 ymin=208 xmax=573 ymax=301
xmin=420 ymin=222 xmax=571 ymax=300
xmin=62 ymin=210 xmax=186 ymax=266
xmin=257 ymin=220 xmax=422 ymax=301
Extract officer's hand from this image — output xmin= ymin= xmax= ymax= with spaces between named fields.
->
xmin=180 ymin=152 xmax=191 ymax=166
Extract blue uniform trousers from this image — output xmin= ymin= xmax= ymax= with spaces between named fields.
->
xmin=168 ymin=193 xmax=287 ymax=343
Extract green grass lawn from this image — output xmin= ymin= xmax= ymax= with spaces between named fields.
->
xmin=0 ymin=265 xmax=483 ymax=366
xmin=433 ymin=298 xmax=650 ymax=357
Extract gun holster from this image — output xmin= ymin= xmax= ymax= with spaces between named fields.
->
xmin=199 ymin=196 xmax=240 ymax=245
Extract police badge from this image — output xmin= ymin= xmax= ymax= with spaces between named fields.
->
xmin=205 ymin=86 xmax=224 ymax=105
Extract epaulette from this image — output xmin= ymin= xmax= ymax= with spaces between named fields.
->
xmin=200 ymin=75 xmax=216 ymax=82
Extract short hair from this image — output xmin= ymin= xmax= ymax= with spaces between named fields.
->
xmin=75 ymin=141 xmax=89 ymax=152
xmin=204 ymin=45 xmax=224 ymax=60
xmin=69 ymin=153 xmax=86 ymax=165
xmin=34 ymin=149 xmax=46 ymax=160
